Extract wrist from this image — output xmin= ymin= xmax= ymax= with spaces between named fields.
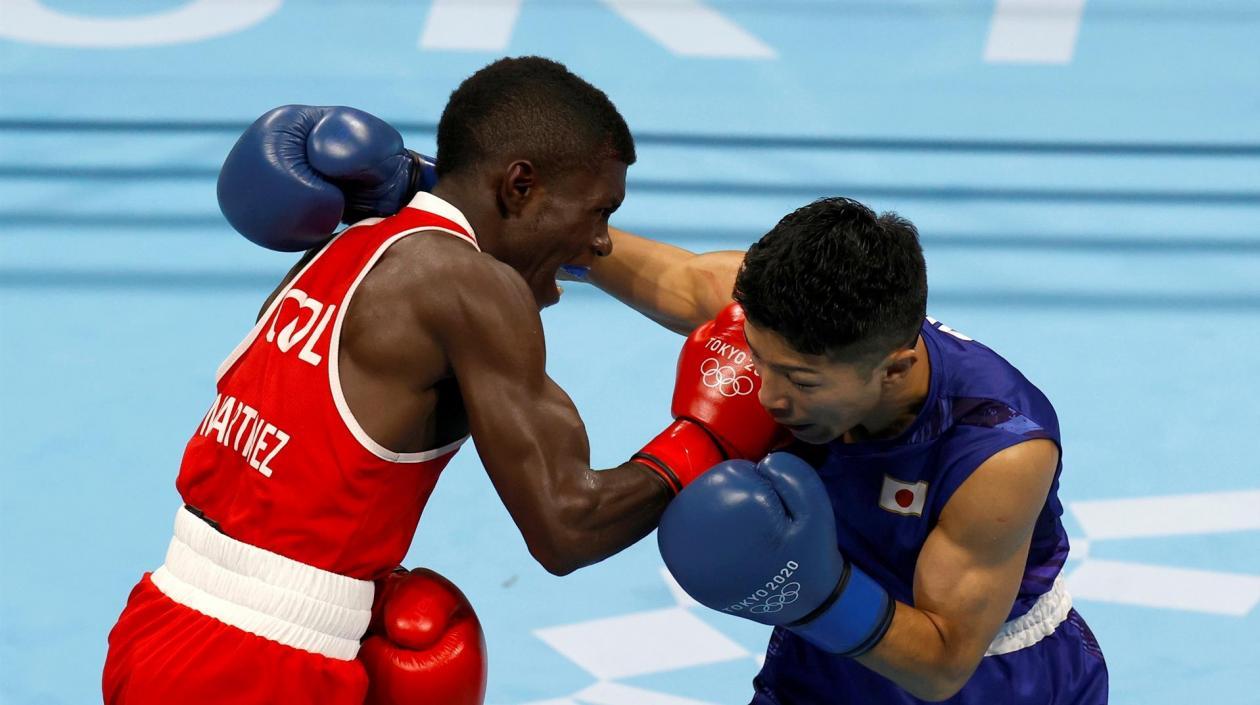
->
xmin=406 ymin=150 xmax=438 ymax=198
xmin=632 ymin=419 xmax=727 ymax=495
xmin=788 ymin=559 xmax=894 ymax=657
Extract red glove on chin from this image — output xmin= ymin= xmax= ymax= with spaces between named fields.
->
xmin=634 ymin=302 xmax=788 ymax=494
xmin=359 ymin=568 xmax=487 ymax=705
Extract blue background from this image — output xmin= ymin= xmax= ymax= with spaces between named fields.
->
xmin=2 ymin=1 xmax=1258 ymax=703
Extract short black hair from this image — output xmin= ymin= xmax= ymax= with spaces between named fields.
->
xmin=435 ymin=56 xmax=635 ymax=179
xmin=733 ymin=197 xmax=927 ymax=364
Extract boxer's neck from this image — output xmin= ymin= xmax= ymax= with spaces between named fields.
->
xmin=843 ymin=334 xmax=932 ymax=444
xmin=431 ymin=179 xmax=507 ymax=259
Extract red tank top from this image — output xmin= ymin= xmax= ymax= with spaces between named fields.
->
xmin=176 ymin=194 xmax=478 ymax=580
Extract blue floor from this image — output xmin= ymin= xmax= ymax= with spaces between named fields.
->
xmin=2 ymin=2 xmax=1258 ymax=703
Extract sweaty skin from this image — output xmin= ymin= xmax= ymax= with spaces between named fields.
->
xmin=258 ymin=158 xmax=670 ymax=576
xmin=588 ymin=227 xmax=744 ymax=334
xmin=586 ymin=227 xmax=1065 ymax=699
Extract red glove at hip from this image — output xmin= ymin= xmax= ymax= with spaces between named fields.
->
xmin=359 ymin=568 xmax=487 ymax=705
xmin=633 ymin=302 xmax=789 ymax=495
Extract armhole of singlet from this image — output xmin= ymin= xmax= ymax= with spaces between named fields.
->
xmin=213 ymin=219 xmax=384 ymax=382
xmin=327 ymin=226 xmax=476 ymax=463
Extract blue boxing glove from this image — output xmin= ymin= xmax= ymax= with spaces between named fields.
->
xmin=217 ymin=105 xmax=438 ymax=251
xmin=658 ymin=453 xmax=894 ymax=657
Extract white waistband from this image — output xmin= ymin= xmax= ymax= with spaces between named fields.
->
xmin=149 ymin=506 xmax=374 ymax=660
xmin=986 ymin=576 xmax=1073 ymax=656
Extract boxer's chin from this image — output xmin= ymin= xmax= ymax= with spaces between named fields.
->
xmin=551 ymin=268 xmax=568 ymax=305
xmin=535 ymin=279 xmax=562 ymax=309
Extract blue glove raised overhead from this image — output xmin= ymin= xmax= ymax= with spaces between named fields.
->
xmin=217 ymin=105 xmax=438 ymax=252
xmin=658 ymin=453 xmax=895 ymax=657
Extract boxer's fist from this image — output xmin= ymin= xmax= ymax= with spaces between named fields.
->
xmin=633 ymin=302 xmax=787 ymax=494
xmin=218 ymin=105 xmax=437 ymax=251
xmin=359 ymin=568 xmax=487 ymax=705
xmin=658 ymin=454 xmax=893 ymax=656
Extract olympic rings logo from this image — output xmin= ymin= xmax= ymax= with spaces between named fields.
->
xmin=700 ymin=357 xmax=754 ymax=397
xmin=749 ymin=582 xmax=801 ymax=613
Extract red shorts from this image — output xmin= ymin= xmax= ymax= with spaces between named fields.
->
xmin=103 ymin=574 xmax=368 ymax=705
xmin=103 ymin=507 xmax=376 ymax=705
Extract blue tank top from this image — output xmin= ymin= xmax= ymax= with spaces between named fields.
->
xmin=810 ymin=318 xmax=1068 ymax=620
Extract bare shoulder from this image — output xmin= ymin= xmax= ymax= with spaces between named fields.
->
xmin=358 ymin=233 xmax=540 ymax=348
xmin=358 ymin=233 xmax=524 ymax=313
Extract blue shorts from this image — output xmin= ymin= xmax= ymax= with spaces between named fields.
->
xmin=751 ymin=609 xmax=1107 ymax=704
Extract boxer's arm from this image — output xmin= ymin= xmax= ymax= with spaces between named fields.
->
xmin=854 ymin=440 xmax=1059 ymax=701
xmin=587 ymin=227 xmax=744 ymax=335
xmin=428 ymin=254 xmax=670 ymax=576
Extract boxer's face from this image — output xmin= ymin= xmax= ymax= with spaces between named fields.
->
xmin=744 ymin=320 xmax=886 ymax=444
xmin=509 ymin=157 xmax=626 ymax=308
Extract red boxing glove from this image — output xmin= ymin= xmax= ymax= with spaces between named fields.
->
xmin=634 ymin=302 xmax=788 ymax=494
xmin=359 ymin=568 xmax=487 ymax=705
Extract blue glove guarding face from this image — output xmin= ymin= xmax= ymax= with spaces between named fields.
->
xmin=658 ymin=452 xmax=894 ymax=656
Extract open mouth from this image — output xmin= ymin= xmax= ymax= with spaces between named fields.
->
xmin=559 ymin=264 xmax=590 ymax=280
xmin=782 ymin=422 xmax=824 ymax=439
xmin=553 ymin=264 xmax=591 ymax=301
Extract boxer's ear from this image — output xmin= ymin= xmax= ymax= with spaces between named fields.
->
xmin=498 ymin=160 xmax=537 ymax=216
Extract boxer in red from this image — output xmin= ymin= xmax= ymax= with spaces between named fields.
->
xmin=101 ymin=57 xmax=782 ymax=705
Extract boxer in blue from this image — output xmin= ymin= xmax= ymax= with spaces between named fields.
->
xmin=598 ymin=200 xmax=1108 ymax=703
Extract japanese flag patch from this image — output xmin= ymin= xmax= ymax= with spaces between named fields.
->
xmin=879 ymin=475 xmax=928 ymax=517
